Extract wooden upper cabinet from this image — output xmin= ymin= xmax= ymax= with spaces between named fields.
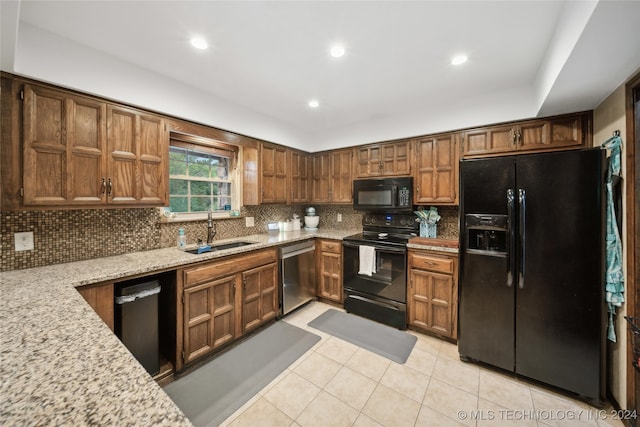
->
xmin=356 ymin=140 xmax=411 ymax=177
xmin=462 ymin=113 xmax=587 ymax=158
xmin=260 ymin=143 xmax=288 ymax=203
xmin=311 ymin=152 xmax=331 ymax=203
xmin=330 ymin=149 xmax=353 ymax=203
xmin=290 ymin=149 xmax=310 ymax=204
xmin=414 ymin=133 xmax=458 ymax=205
xmin=242 ymin=144 xmax=259 ymax=206
xmin=21 ymin=83 xmax=168 ymax=207
xmin=107 ymin=106 xmax=168 ymax=205
xmin=462 ymin=124 xmax=515 ymax=157
xmin=311 ymin=149 xmax=352 ymax=203
xmin=23 ymin=84 xmax=107 ymax=206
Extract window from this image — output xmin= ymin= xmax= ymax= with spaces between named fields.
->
xmin=168 ymin=134 xmax=238 ymax=215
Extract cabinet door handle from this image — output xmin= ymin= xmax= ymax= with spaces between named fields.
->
xmin=101 ymin=177 xmax=107 ymax=196
xmin=511 ymin=129 xmax=517 ymax=145
xmin=107 ymin=178 xmax=113 ymax=197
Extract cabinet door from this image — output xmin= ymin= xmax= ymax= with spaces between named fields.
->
xmin=67 ymin=96 xmax=107 ymax=204
xmin=414 ymin=134 xmax=457 ymax=204
xmin=548 ymin=114 xmax=584 ymax=149
xmin=330 ymin=149 xmax=353 ymax=203
xmin=462 ymin=125 xmax=515 ymax=157
xmin=183 ymin=275 xmax=236 ymax=364
xmin=290 ymin=150 xmax=310 ymax=204
xmin=261 ymin=144 xmax=288 ymax=203
xmin=107 ymin=106 xmax=167 ymax=205
xmin=107 ymin=106 xmax=139 ymax=204
xmin=408 ymin=268 xmax=454 ymax=338
xmin=241 ymin=262 xmax=278 ymax=333
xmin=381 ymin=141 xmax=411 ymax=176
xmin=516 ymin=119 xmax=550 ymax=151
xmin=242 ymin=145 xmax=260 ymax=206
xmin=318 ymin=251 xmax=342 ymax=302
xmin=23 ymin=85 xmax=108 ymax=206
xmin=23 ymin=85 xmax=69 ymax=205
xmin=356 ymin=145 xmax=381 ymax=177
xmin=138 ymin=113 xmax=167 ymax=205
xmin=311 ymin=152 xmax=331 ymax=203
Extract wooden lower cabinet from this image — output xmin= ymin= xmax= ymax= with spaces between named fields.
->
xmin=178 ymin=248 xmax=278 ymax=369
xmin=241 ymin=262 xmax=278 ymax=333
xmin=407 ymin=249 xmax=458 ymax=340
xmin=317 ymin=239 xmax=342 ymax=303
xmin=183 ymin=275 xmax=236 ymax=364
xmin=77 ymin=281 xmax=114 ymax=331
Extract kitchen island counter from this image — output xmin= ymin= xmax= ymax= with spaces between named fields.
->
xmin=0 ymin=229 xmax=357 ymax=426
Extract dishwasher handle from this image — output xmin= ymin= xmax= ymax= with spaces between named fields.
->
xmin=115 ymin=286 xmax=161 ymax=304
xmin=280 ymin=245 xmax=315 ymax=259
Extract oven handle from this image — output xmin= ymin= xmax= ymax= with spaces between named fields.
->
xmin=342 ymin=241 xmax=407 ymax=254
xmin=347 ymin=294 xmax=401 ymax=311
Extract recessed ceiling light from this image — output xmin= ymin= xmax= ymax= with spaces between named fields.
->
xmin=190 ymin=37 xmax=208 ymax=50
xmin=308 ymin=99 xmax=319 ymax=108
xmin=330 ymin=45 xmax=346 ymax=58
xmin=451 ymin=54 xmax=468 ymax=65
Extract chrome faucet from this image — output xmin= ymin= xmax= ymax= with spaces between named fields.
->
xmin=207 ymin=209 xmax=216 ymax=244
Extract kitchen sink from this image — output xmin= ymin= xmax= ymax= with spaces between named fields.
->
xmin=184 ymin=240 xmax=257 ymax=254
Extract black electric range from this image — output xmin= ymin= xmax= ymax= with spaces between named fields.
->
xmin=342 ymin=212 xmax=419 ymax=329
xmin=343 ymin=213 xmax=419 ymax=248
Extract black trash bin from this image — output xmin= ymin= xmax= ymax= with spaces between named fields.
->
xmin=115 ymin=279 xmax=161 ymax=375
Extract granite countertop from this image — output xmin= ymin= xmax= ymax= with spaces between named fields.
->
xmin=0 ymin=228 xmax=357 ymax=426
xmin=407 ymin=238 xmax=459 ymax=254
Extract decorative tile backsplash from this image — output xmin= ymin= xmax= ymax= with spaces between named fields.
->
xmin=1 ymin=204 xmax=459 ymax=271
xmin=1 ymin=209 xmax=161 ymax=272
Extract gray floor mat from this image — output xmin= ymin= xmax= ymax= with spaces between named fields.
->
xmin=164 ymin=321 xmax=320 ymax=427
xmin=308 ymin=309 xmax=417 ymax=363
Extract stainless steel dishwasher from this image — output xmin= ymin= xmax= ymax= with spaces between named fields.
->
xmin=280 ymin=240 xmax=316 ymax=316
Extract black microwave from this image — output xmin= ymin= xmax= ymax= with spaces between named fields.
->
xmin=353 ymin=177 xmax=413 ymax=212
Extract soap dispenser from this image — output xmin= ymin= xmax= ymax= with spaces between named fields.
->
xmin=177 ymin=228 xmax=187 ymax=250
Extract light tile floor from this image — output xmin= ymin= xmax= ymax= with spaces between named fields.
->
xmin=220 ymin=302 xmax=624 ymax=427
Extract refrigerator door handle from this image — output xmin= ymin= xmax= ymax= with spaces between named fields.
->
xmin=518 ymin=188 xmax=526 ymax=288
xmin=507 ymin=189 xmax=515 ymax=287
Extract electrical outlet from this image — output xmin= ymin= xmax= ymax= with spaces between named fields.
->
xmin=245 ymin=216 xmax=255 ymax=227
xmin=15 ymin=231 xmax=34 ymax=251
xmin=337 ymin=213 xmax=342 ymax=222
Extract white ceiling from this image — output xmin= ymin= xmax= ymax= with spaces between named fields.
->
xmin=2 ymin=1 xmax=639 ymax=152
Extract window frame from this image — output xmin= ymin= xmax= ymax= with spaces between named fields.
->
xmin=166 ymin=132 xmax=240 ymax=220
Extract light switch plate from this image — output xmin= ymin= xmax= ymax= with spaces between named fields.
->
xmin=245 ymin=217 xmax=255 ymax=227
xmin=15 ymin=231 xmax=34 ymax=251
xmin=337 ymin=213 xmax=342 ymax=222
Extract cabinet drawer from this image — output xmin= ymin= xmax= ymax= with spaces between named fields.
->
xmin=319 ymin=240 xmax=342 ymax=254
xmin=183 ymin=248 xmax=277 ymax=288
xmin=409 ymin=252 xmax=454 ymax=274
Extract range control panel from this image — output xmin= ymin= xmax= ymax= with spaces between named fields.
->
xmin=362 ymin=213 xmax=419 ymax=231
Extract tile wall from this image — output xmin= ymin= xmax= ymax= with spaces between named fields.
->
xmin=0 ymin=205 xmax=458 ymax=271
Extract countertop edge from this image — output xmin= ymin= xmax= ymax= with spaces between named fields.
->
xmin=0 ymin=229 xmax=359 ymax=426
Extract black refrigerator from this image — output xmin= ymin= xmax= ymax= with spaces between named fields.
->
xmin=458 ymin=149 xmax=605 ymax=403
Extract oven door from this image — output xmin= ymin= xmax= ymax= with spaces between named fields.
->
xmin=342 ymin=241 xmax=407 ymax=303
